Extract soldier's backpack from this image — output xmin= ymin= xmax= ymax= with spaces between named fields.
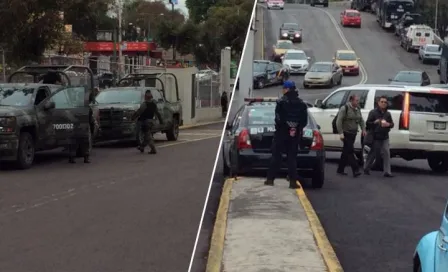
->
xmin=332 ymin=105 xmax=349 ymax=134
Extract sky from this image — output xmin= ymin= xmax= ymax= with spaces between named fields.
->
xmin=174 ymin=0 xmax=189 ymax=16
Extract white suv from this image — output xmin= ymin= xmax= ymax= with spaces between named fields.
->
xmin=267 ymin=0 xmax=284 ymax=9
xmin=309 ymin=84 xmax=448 ymax=173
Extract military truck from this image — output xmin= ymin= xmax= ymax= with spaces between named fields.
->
xmin=94 ymin=71 xmax=182 ymax=142
xmin=0 ymin=65 xmax=97 ymax=169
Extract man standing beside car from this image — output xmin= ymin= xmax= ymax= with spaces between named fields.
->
xmin=336 ymin=94 xmax=366 ymax=177
xmin=363 ymin=95 xmax=394 ymax=177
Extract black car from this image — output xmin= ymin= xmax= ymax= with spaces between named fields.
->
xmin=279 ymin=23 xmax=303 ymax=43
xmin=389 ymin=70 xmax=431 ymax=86
xmin=253 ymin=60 xmax=289 ymax=89
xmin=222 ymin=98 xmax=325 ymax=188
xmin=310 ymin=0 xmax=328 ymax=7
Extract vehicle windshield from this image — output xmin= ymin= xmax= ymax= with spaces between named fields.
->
xmin=95 ymin=89 xmax=142 ymax=104
xmin=282 ymin=24 xmax=299 ymax=30
xmin=337 ymin=52 xmax=357 ymax=60
xmin=393 ymin=72 xmax=421 ymax=83
xmin=346 ymin=12 xmax=360 ymax=17
xmin=386 ymin=1 xmax=413 ymax=12
xmin=254 ymin=62 xmax=269 ymax=73
xmin=309 ymin=63 xmax=332 ymax=72
xmin=0 ymin=86 xmax=34 ymax=106
xmin=277 ymin=42 xmax=293 ymax=49
xmin=285 ymin=52 xmax=307 ymax=60
xmin=426 ymin=45 xmax=440 ymax=52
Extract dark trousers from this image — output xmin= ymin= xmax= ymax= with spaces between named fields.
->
xmin=267 ymin=130 xmax=299 ymax=184
xmin=68 ymin=135 xmax=90 ymax=159
xmin=337 ymin=132 xmax=359 ymax=174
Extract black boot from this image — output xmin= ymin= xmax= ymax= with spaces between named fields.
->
xmin=137 ymin=146 xmax=144 ymax=153
xmin=84 ymin=156 xmax=90 ymax=163
xmin=69 ymin=157 xmax=76 ymax=164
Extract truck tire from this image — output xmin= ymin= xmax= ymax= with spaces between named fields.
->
xmin=166 ymin=118 xmax=179 ymax=141
xmin=428 ymin=155 xmax=448 ymax=173
xmin=16 ymin=132 xmax=35 ymax=169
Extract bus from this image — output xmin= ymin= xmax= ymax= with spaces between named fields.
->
xmin=377 ymin=0 xmax=414 ymax=29
xmin=438 ymin=41 xmax=448 ymax=84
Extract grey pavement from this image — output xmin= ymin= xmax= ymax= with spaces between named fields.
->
xmin=222 ymin=178 xmax=326 ymax=272
xmin=0 ymin=123 xmax=224 ymax=272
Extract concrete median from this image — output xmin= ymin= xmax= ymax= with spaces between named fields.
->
xmin=206 ymin=177 xmax=344 ymax=272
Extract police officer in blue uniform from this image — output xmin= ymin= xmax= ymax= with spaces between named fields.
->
xmin=265 ymin=80 xmax=308 ymax=189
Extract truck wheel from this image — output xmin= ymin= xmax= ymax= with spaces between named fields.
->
xmin=323 ymin=3 xmax=328 ymax=7
xmin=428 ymin=155 xmax=448 ymax=173
xmin=16 ymin=132 xmax=35 ymax=169
xmin=312 ymin=166 xmax=325 ymax=189
xmin=166 ymin=118 xmax=179 ymax=141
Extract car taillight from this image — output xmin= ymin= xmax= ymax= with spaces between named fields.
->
xmin=238 ymin=128 xmax=252 ymax=150
xmin=311 ymin=130 xmax=323 ymax=150
xmin=399 ymin=92 xmax=410 ymax=130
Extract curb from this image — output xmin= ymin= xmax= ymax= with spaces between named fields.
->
xmin=179 ymin=120 xmax=225 ymax=130
xmin=205 ymin=178 xmax=235 ymax=272
xmin=295 ymin=182 xmax=344 ymax=272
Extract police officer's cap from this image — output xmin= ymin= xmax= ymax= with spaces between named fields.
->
xmin=283 ymin=80 xmax=296 ymax=89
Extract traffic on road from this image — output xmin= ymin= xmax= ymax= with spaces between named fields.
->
xmin=207 ymin=2 xmax=448 ymax=272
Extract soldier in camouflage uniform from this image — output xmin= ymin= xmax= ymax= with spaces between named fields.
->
xmin=132 ymin=90 xmax=163 ymax=154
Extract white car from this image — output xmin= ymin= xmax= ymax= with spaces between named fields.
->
xmin=281 ymin=49 xmax=311 ymax=74
xmin=267 ymin=0 xmax=284 ymax=9
xmin=309 ymin=84 xmax=448 ymax=173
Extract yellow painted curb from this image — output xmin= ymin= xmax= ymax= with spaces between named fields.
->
xmin=295 ymin=182 xmax=344 ymax=272
xmin=180 ymin=120 xmax=224 ymax=130
xmin=205 ymin=178 xmax=235 ymax=272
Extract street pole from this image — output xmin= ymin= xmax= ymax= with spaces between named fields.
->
xmin=1 ymin=48 xmax=5 ymax=82
xmin=117 ymin=0 xmax=124 ymax=78
xmin=435 ymin=0 xmax=438 ymax=33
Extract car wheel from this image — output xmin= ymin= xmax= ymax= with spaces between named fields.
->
xmin=418 ymin=54 xmax=421 ymax=60
xmin=427 ymin=155 xmax=448 ymax=173
xmin=312 ymin=165 xmax=325 ymax=189
xmin=16 ymin=132 xmax=35 ymax=169
xmin=303 ymin=83 xmax=309 ymax=89
xmin=257 ymin=78 xmax=266 ymax=89
xmin=166 ymin=117 xmax=179 ymax=141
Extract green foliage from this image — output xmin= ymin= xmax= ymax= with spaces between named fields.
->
xmin=175 ymin=20 xmax=200 ymax=55
xmin=185 ymin=0 xmax=218 ymax=23
xmin=414 ymin=0 xmax=448 ymax=38
xmin=156 ymin=20 xmax=178 ymax=50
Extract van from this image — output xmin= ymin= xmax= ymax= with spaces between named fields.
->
xmin=400 ymin=24 xmax=434 ymax=52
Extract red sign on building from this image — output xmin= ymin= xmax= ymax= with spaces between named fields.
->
xmin=84 ymin=42 xmax=157 ymax=52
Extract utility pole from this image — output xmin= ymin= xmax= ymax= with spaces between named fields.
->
xmin=1 ymin=48 xmax=5 ymax=82
xmin=170 ymin=0 xmax=176 ymax=60
xmin=117 ymin=0 xmax=124 ymax=78
xmin=435 ymin=0 xmax=439 ymax=33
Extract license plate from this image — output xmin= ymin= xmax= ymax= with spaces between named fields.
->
xmin=434 ymin=122 xmax=446 ymax=130
xmin=289 ymin=37 xmax=294 ymax=40
xmin=345 ymin=69 xmax=350 ymax=72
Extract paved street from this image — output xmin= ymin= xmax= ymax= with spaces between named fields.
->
xmin=0 ymin=123 xmax=223 ymax=272
xmin=193 ymin=3 xmax=448 ymax=272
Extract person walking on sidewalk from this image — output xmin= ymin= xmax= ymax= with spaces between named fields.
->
xmin=264 ymin=80 xmax=308 ymax=189
xmin=221 ymin=91 xmax=229 ymax=118
xmin=336 ymin=94 xmax=366 ymax=177
xmin=364 ymin=95 xmax=394 ymax=177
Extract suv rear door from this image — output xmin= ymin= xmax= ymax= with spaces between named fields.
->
xmin=408 ymin=90 xmax=448 ymax=142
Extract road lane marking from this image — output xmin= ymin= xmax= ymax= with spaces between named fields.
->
xmin=0 ymin=135 xmax=221 ymax=218
xmin=296 ymin=181 xmax=344 ymax=272
xmin=205 ymin=178 xmax=235 ymax=272
xmin=312 ymin=5 xmax=368 ymax=85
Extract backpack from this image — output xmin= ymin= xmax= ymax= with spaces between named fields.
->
xmin=332 ymin=105 xmax=349 ymax=134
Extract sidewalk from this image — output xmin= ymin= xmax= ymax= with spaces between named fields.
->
xmin=206 ymin=177 xmax=343 ymax=272
xmin=179 ymin=119 xmax=224 ymax=130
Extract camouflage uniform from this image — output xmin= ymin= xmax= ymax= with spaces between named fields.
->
xmin=132 ymin=98 xmax=163 ymax=154
xmin=138 ymin=119 xmax=156 ymax=152
xmin=68 ymin=106 xmax=95 ymax=163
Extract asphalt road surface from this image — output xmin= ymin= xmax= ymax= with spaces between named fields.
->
xmin=0 ymin=123 xmax=224 ymax=272
xmin=247 ymin=3 xmax=447 ymax=272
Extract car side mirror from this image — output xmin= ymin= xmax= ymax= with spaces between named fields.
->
xmin=43 ymin=101 xmax=55 ymax=111
xmin=317 ymin=124 xmax=321 ymax=130
xmin=314 ymin=99 xmax=323 ymax=108
xmin=226 ymin=122 xmax=232 ymax=130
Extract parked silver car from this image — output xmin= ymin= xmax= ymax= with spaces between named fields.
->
xmin=418 ymin=44 xmax=442 ymax=64
xmin=303 ymin=62 xmax=343 ymax=88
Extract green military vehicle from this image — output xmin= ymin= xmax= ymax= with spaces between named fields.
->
xmin=94 ymin=71 xmax=182 ymax=142
xmin=0 ymin=65 xmax=97 ymax=169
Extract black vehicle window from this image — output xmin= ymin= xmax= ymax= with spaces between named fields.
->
xmin=347 ymin=89 xmax=368 ymax=109
xmin=425 ymin=32 xmax=430 ymax=37
xmin=409 ymin=92 xmax=448 ymax=113
xmin=393 ymin=72 xmax=422 ymax=83
xmin=283 ymin=23 xmax=299 ymax=30
xmin=0 ymin=86 xmax=35 ymax=106
xmin=51 ymin=87 xmax=85 ymax=109
xmin=323 ymin=90 xmax=348 ymax=109
xmin=416 ymin=32 xmax=421 ymax=37
xmin=95 ymin=89 xmax=142 ymax=104
xmin=151 ymin=90 xmax=164 ymax=102
xmin=373 ymin=90 xmax=404 ymax=110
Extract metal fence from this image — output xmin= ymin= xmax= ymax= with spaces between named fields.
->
xmin=194 ymin=73 xmax=221 ymax=108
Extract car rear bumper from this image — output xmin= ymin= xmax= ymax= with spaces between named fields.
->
xmin=267 ymin=4 xmax=284 ymax=8
xmin=0 ymin=134 xmax=19 ymax=161
xmin=97 ymin=123 xmax=138 ymax=141
xmin=343 ymin=21 xmax=361 ymax=26
xmin=237 ymin=149 xmax=325 ymax=174
xmin=304 ymin=79 xmax=331 ymax=86
xmin=341 ymin=66 xmax=359 ymax=74
xmin=289 ymin=67 xmax=307 ymax=74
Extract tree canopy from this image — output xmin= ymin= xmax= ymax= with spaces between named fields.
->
xmin=414 ymin=0 xmax=448 ymax=38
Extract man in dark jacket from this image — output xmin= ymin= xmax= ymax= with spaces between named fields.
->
xmin=132 ymin=90 xmax=164 ymax=154
xmin=364 ymin=95 xmax=394 ymax=177
xmin=221 ymin=91 xmax=229 ymax=117
xmin=265 ymin=80 xmax=308 ymax=189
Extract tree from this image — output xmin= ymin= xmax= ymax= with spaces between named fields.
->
xmin=156 ymin=20 xmax=178 ymax=50
xmin=185 ymin=0 xmax=219 ymax=23
xmin=176 ymin=20 xmax=199 ymax=55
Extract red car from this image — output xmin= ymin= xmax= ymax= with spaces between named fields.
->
xmin=340 ymin=9 xmax=361 ymax=28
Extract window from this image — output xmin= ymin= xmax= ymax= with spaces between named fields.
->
xmin=51 ymin=87 xmax=85 ymax=109
xmin=416 ymin=32 xmax=421 ymax=37
xmin=0 ymin=86 xmax=34 ymax=106
xmin=232 ymin=107 xmax=244 ymax=133
xmin=323 ymin=91 xmax=347 ymax=109
xmin=96 ymin=89 xmax=142 ymax=104
xmin=268 ymin=63 xmax=276 ymax=71
xmin=425 ymin=32 xmax=430 ymax=37
xmin=151 ymin=89 xmax=163 ymax=102
xmin=373 ymin=90 xmax=404 ymax=110
xmin=409 ymin=92 xmax=448 ymax=113
xmin=347 ymin=89 xmax=368 ymax=109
